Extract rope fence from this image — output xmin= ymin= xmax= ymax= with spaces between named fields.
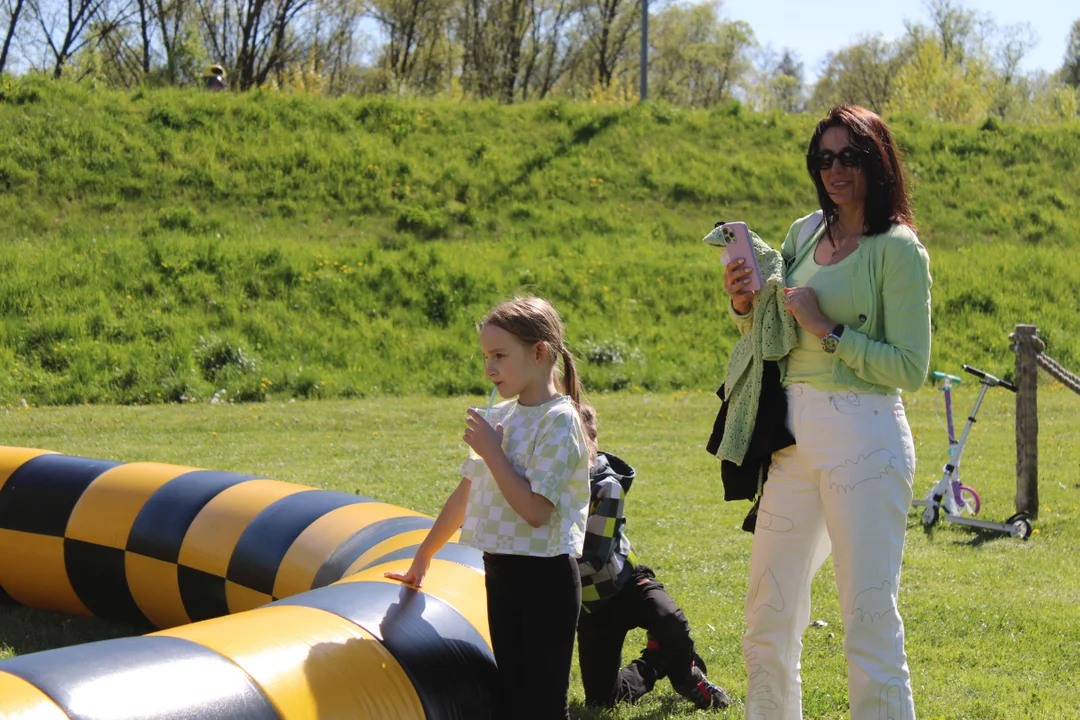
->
xmin=1009 ymin=324 xmax=1080 ymax=521
xmin=1035 ymin=352 xmax=1080 ymax=395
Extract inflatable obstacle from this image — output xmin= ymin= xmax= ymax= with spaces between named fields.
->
xmin=0 ymin=447 xmax=497 ymax=719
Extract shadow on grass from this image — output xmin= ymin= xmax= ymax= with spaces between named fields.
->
xmin=571 ymin=693 xmax=738 ymax=719
xmin=0 ymin=604 xmax=146 ymax=658
xmin=912 ymin=517 xmax=1027 ymax=548
xmin=954 ymin=525 xmax=1028 ymax=547
xmin=571 ymin=696 xmax=679 ymax=719
xmin=489 ymin=111 xmax=624 ymax=204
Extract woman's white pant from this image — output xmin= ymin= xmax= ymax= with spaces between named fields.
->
xmin=743 ymin=384 xmax=917 ymax=720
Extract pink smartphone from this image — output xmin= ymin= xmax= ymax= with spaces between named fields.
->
xmin=708 ymin=221 xmax=763 ymax=293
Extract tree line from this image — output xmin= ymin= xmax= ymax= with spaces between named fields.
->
xmin=1 ymin=0 xmax=1078 ymax=120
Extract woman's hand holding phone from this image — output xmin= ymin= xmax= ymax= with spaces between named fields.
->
xmin=724 ymin=258 xmax=757 ymax=315
xmin=708 ymin=221 xmax=762 ymax=316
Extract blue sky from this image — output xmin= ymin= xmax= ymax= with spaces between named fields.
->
xmin=721 ymin=0 xmax=1075 ymax=79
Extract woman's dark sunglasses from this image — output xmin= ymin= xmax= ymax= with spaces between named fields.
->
xmin=807 ymin=146 xmax=864 ymax=171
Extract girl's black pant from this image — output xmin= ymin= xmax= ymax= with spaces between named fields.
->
xmin=483 ymin=552 xmax=581 ymax=719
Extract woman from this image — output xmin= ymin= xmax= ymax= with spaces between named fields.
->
xmin=724 ymin=105 xmax=930 ymax=719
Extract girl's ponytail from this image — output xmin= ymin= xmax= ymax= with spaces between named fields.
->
xmin=558 ymin=346 xmax=582 ymax=409
xmin=558 ymin=346 xmax=592 ymax=460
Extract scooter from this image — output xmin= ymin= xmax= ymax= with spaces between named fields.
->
xmin=912 ymin=364 xmax=1032 ymax=540
xmin=912 ymin=370 xmax=981 ymax=516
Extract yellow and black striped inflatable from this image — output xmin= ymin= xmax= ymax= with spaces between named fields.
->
xmin=0 ymin=446 xmax=497 ymax=719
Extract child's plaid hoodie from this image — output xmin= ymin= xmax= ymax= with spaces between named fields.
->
xmin=577 ymin=451 xmax=639 ymax=613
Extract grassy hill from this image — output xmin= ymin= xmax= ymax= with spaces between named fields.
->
xmin=1 ymin=76 xmax=1079 ymax=406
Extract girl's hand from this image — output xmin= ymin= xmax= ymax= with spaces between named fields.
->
xmin=384 ymin=553 xmax=432 ymax=588
xmin=783 ymin=286 xmax=833 ymax=337
xmin=465 ymin=408 xmax=504 ymax=460
xmin=724 ymin=258 xmax=757 ymax=315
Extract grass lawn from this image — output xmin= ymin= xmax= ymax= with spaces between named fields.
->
xmin=1 ymin=383 xmax=1078 ymax=719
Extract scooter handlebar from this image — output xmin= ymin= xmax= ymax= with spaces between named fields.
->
xmin=929 ymin=371 xmax=962 ymax=383
xmin=962 ymin=364 xmax=1018 ymax=392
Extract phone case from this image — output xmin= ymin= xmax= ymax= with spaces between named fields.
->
xmin=706 ymin=221 xmax=763 ymax=293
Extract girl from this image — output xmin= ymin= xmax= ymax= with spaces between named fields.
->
xmin=385 ymin=295 xmax=591 ymax=720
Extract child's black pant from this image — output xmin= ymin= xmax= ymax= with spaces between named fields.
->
xmin=577 ymin=565 xmax=697 ymax=707
xmin=483 ymin=552 xmax=581 ymax=720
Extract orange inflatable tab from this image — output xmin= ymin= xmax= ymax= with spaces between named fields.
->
xmin=273 ymin=502 xmax=427 ymax=599
xmin=67 ymin=463 xmax=199 ymax=549
xmin=0 ymin=672 xmax=70 ymax=719
xmin=0 ymin=529 xmax=91 ymax=617
xmin=225 ymin=580 xmax=273 ymax=615
xmin=0 ymin=448 xmax=56 ymax=495
xmin=157 ymin=605 xmax=425 ymax=720
xmin=179 ymin=480 xmax=311 ymax=576
xmin=340 ymin=529 xmax=447 ymax=579
xmin=125 ymin=553 xmax=190 ymax=629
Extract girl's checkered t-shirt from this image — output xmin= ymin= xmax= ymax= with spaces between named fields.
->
xmin=459 ymin=395 xmax=590 ymax=557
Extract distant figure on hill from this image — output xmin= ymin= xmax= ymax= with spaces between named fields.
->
xmin=202 ymin=64 xmax=227 ymax=91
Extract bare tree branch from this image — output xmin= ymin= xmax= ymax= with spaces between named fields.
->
xmin=32 ymin=0 xmax=112 ymax=77
xmin=1 ymin=0 xmax=27 ymax=74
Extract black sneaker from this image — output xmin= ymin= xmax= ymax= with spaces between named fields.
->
xmin=673 ymin=664 xmax=731 ymax=711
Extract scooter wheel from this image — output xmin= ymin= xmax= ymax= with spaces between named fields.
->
xmin=1005 ymin=512 xmax=1032 ymax=541
xmin=959 ymin=485 xmax=981 ymax=515
xmin=921 ymin=505 xmax=939 ymax=527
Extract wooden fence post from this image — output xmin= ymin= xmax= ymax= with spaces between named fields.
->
xmin=1010 ymin=324 xmax=1043 ymax=520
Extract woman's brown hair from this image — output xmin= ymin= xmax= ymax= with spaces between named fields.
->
xmin=806 ymin=105 xmax=917 ymax=237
